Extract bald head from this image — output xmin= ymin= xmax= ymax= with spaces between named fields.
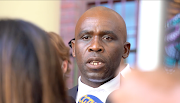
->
xmin=75 ymin=6 xmax=127 ymax=42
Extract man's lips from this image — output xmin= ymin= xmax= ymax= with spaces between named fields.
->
xmin=86 ymin=57 xmax=105 ymax=70
xmin=86 ymin=57 xmax=105 ymax=63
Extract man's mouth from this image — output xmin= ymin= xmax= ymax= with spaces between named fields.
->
xmin=90 ymin=61 xmax=102 ymax=65
xmin=86 ymin=58 xmax=105 ymax=70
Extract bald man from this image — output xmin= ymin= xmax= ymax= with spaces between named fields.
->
xmin=68 ymin=6 xmax=131 ymax=103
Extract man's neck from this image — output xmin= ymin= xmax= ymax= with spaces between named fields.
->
xmin=80 ymin=76 xmax=114 ymax=88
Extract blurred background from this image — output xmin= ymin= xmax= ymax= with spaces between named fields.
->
xmin=0 ymin=0 xmax=179 ymax=89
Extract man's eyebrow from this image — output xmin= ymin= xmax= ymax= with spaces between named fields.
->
xmin=78 ymin=30 xmax=116 ymax=37
xmin=78 ymin=30 xmax=93 ymax=36
xmin=100 ymin=30 xmax=116 ymax=36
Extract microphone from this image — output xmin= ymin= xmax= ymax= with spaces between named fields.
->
xmin=78 ymin=94 xmax=103 ymax=103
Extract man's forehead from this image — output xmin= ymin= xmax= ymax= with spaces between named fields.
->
xmin=75 ymin=6 xmax=127 ymax=41
xmin=76 ymin=16 xmax=124 ymax=35
xmin=79 ymin=17 xmax=115 ymax=28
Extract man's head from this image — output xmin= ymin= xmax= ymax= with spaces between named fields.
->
xmin=71 ymin=6 xmax=130 ymax=87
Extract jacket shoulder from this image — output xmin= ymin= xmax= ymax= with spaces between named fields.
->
xmin=68 ymin=85 xmax=78 ymax=100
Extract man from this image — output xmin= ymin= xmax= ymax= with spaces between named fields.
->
xmin=68 ymin=6 xmax=131 ymax=103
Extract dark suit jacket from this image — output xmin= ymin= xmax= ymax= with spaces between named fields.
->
xmin=68 ymin=96 xmax=76 ymax=103
xmin=68 ymin=85 xmax=78 ymax=102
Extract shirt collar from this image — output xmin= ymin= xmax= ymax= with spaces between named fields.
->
xmin=76 ymin=64 xmax=131 ymax=102
xmin=78 ymin=64 xmax=131 ymax=92
xmin=121 ymin=64 xmax=131 ymax=77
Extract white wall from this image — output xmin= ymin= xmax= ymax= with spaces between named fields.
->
xmin=137 ymin=0 xmax=165 ymax=71
xmin=0 ymin=1 xmax=60 ymax=34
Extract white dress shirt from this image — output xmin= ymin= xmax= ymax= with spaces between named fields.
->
xmin=76 ymin=64 xmax=131 ymax=103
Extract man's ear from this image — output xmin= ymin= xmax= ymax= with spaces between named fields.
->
xmin=122 ymin=42 xmax=131 ymax=59
xmin=71 ymin=40 xmax=76 ymax=57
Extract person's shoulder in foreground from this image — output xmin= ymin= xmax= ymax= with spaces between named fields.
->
xmin=109 ymin=67 xmax=180 ymax=103
xmin=68 ymin=6 xmax=131 ymax=103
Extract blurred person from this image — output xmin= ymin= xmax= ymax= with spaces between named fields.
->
xmin=109 ymin=68 xmax=180 ymax=103
xmin=0 ymin=19 xmax=69 ymax=103
xmin=68 ymin=6 xmax=131 ymax=103
xmin=48 ymin=32 xmax=71 ymax=80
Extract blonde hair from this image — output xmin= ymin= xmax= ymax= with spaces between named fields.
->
xmin=48 ymin=32 xmax=71 ymax=79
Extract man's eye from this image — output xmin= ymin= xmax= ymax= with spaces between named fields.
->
xmin=81 ymin=36 xmax=91 ymax=40
xmin=102 ymin=36 xmax=112 ymax=41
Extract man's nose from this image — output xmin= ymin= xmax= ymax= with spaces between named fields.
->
xmin=88 ymin=37 xmax=104 ymax=52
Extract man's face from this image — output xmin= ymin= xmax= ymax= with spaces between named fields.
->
xmin=72 ymin=13 xmax=128 ymax=84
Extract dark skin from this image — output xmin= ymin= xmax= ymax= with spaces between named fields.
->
xmin=72 ymin=6 xmax=130 ymax=88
